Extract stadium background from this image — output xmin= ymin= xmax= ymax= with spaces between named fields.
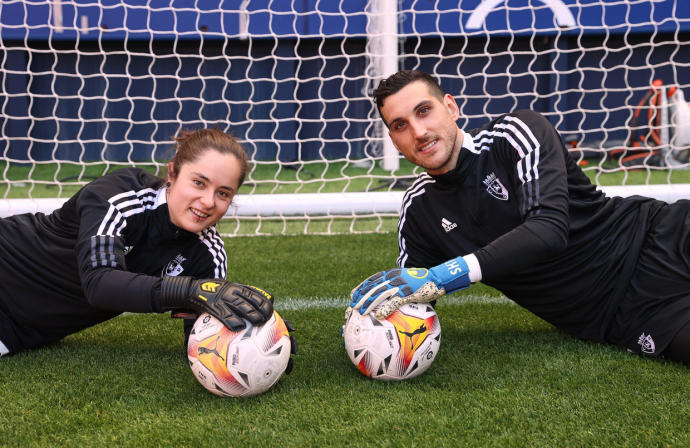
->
xmin=1 ymin=1 xmax=687 ymax=167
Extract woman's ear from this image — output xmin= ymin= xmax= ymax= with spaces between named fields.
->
xmin=166 ymin=161 xmax=176 ymax=184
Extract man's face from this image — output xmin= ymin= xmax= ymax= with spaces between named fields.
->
xmin=380 ymin=81 xmax=462 ymax=175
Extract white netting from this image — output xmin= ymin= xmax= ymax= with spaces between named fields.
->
xmin=1 ymin=1 xmax=689 ymax=236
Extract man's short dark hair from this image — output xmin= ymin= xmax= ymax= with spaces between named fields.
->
xmin=372 ymin=70 xmax=445 ymax=121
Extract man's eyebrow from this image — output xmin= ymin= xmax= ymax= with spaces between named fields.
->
xmin=388 ymin=116 xmax=403 ymax=127
xmin=414 ymin=100 xmax=432 ymax=110
xmin=388 ymin=100 xmax=432 ymax=127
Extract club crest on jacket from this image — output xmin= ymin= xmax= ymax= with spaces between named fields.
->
xmin=164 ymin=254 xmax=187 ymax=276
xmin=483 ymin=172 xmax=509 ymax=201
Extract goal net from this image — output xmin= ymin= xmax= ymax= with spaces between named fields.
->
xmin=1 ymin=1 xmax=689 ymax=235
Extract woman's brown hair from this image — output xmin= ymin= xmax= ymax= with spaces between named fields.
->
xmin=168 ymin=128 xmax=249 ymax=187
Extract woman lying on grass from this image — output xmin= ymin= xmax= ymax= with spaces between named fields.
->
xmin=0 ymin=129 xmax=280 ymax=358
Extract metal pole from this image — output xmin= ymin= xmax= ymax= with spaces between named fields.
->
xmin=369 ymin=0 xmax=400 ymax=171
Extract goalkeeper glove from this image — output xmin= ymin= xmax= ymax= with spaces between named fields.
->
xmin=349 ymin=256 xmax=471 ymax=319
xmin=161 ymin=276 xmax=274 ymax=332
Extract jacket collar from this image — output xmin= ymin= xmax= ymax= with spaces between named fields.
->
xmin=430 ymin=130 xmax=476 ymax=187
xmin=155 ymin=185 xmax=195 ymax=240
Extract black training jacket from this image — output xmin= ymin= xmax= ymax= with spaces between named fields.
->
xmin=0 ymin=167 xmax=226 ymax=344
xmin=397 ymin=110 xmax=664 ymax=342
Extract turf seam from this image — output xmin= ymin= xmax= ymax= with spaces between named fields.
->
xmin=274 ymin=294 xmax=515 ymax=311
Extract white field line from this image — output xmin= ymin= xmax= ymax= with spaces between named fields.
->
xmin=121 ymin=294 xmax=514 ymax=317
xmin=274 ymin=294 xmax=515 ymax=311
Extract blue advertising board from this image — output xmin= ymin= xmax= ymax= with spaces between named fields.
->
xmin=0 ymin=1 xmax=688 ymax=162
xmin=1 ymin=0 xmax=687 ymax=41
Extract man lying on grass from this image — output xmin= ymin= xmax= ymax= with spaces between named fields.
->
xmin=349 ymin=70 xmax=689 ymax=366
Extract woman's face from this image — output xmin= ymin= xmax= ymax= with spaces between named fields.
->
xmin=166 ymin=149 xmax=243 ymax=233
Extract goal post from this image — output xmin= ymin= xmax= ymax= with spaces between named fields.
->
xmin=1 ymin=184 xmax=684 ymax=219
xmin=1 ymin=1 xmax=689 ymax=235
xmin=367 ymin=0 xmax=400 ymax=171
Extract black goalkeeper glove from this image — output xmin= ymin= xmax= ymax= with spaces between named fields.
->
xmin=161 ymin=276 xmax=274 ymax=331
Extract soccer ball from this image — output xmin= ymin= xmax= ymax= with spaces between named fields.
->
xmin=187 ymin=311 xmax=292 ymax=397
xmin=342 ymin=302 xmax=441 ymax=380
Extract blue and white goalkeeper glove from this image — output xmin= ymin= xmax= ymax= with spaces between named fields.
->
xmin=348 ymin=256 xmax=471 ymax=320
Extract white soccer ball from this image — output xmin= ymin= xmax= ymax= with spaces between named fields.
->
xmin=187 ymin=311 xmax=292 ymax=397
xmin=343 ymin=302 xmax=441 ymax=380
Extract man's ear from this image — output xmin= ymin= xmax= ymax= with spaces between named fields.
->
xmin=443 ymin=93 xmax=460 ymax=120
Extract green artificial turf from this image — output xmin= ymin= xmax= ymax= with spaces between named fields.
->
xmin=0 ymin=233 xmax=687 ymax=447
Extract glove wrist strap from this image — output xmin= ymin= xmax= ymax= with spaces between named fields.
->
xmin=430 ymin=256 xmax=471 ymax=294
xmin=160 ymin=276 xmax=192 ymax=310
